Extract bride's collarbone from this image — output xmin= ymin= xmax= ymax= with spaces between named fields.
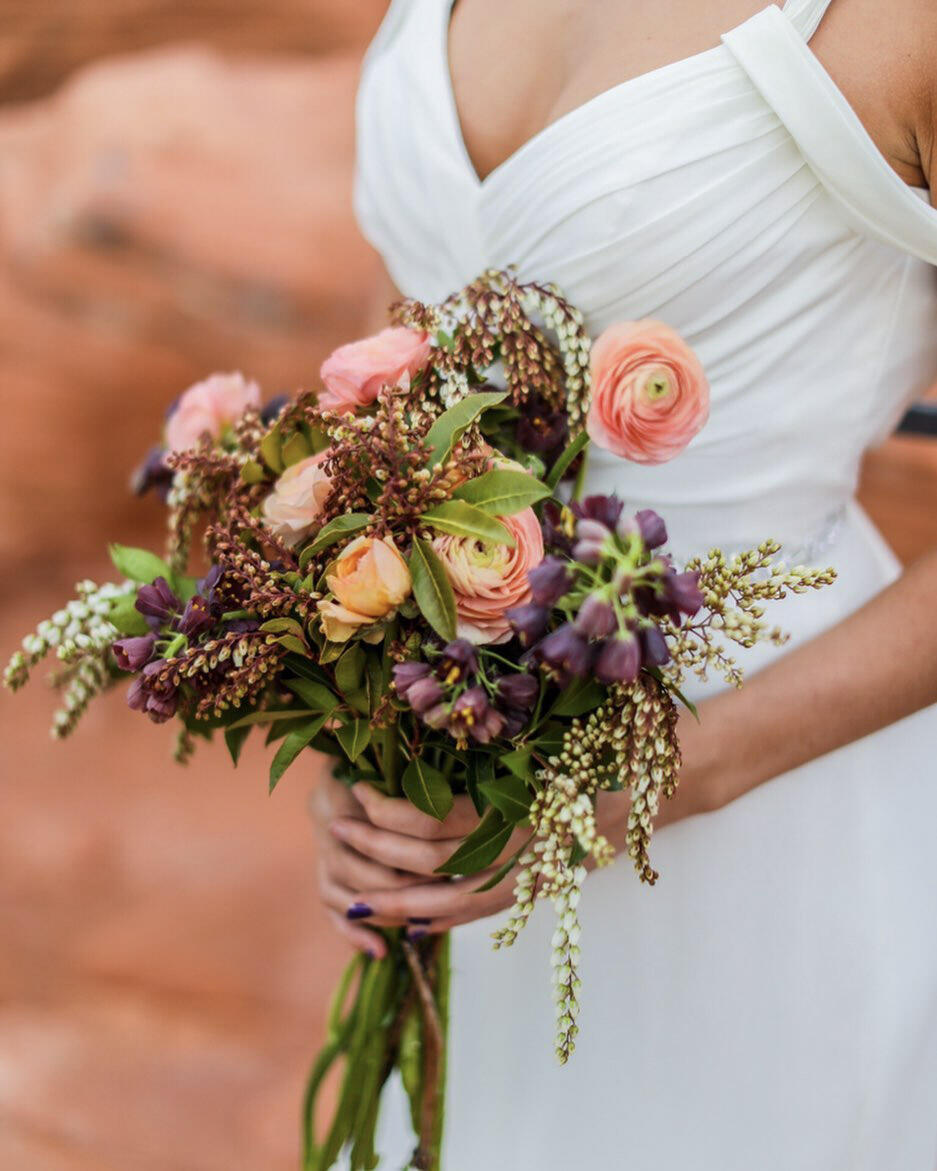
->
xmin=448 ymin=0 xmax=931 ymax=191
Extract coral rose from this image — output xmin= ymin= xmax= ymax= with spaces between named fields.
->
xmin=432 ymin=508 xmax=544 ymax=645
xmin=262 ymin=452 xmax=333 ymax=547
xmin=318 ymin=536 xmax=411 ymax=642
xmin=586 ymin=320 xmax=709 ymax=464
xmin=165 ymin=372 xmax=261 ymax=453
xmin=319 ymin=327 xmax=432 ymax=413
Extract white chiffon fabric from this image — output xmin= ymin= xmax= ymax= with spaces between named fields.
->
xmin=353 ymin=1 xmax=937 ymax=1166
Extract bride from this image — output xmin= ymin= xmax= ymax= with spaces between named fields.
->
xmin=311 ymin=0 xmax=937 ymax=1166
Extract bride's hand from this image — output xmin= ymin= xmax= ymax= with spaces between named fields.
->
xmin=323 ymin=783 xmax=531 ymax=939
xmin=320 ymin=705 xmax=726 ymax=940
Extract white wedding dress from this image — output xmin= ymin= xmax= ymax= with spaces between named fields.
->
xmin=353 ymin=1 xmax=937 ymax=1166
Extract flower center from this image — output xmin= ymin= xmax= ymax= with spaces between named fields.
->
xmin=643 ymin=372 xmax=671 ymax=402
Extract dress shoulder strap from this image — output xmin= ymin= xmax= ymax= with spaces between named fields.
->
xmin=723 ymin=5 xmax=937 ymax=265
xmin=780 ymin=0 xmax=835 ymax=42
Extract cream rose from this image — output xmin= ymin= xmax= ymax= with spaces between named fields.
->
xmin=262 ymin=452 xmax=332 ymax=547
xmin=586 ymin=320 xmax=710 ymax=464
xmin=317 ymin=535 xmax=412 ymax=642
xmin=165 ymin=372 xmax=261 ymax=453
xmin=318 ymin=327 xmax=432 ymax=413
xmin=432 ymin=507 xmax=544 ymax=645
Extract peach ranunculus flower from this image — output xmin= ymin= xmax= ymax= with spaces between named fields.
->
xmin=432 ymin=508 xmax=545 ymax=645
xmin=585 ymin=320 xmax=710 ymax=464
xmin=165 ymin=372 xmax=261 ymax=453
xmin=317 ymin=535 xmax=412 ymax=642
xmin=318 ymin=327 xmax=432 ymax=413
xmin=261 ymin=451 xmax=333 ymax=548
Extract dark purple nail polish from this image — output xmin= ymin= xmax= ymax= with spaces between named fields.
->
xmin=365 ymin=948 xmax=376 ymax=960
xmin=407 ymin=927 xmax=428 ymax=941
xmin=408 ymin=917 xmax=431 ymax=925
xmin=346 ymin=902 xmax=373 ymax=920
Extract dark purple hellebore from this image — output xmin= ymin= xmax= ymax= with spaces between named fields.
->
xmin=112 ymin=633 xmax=157 ymax=672
xmin=595 ymin=632 xmax=642 ymax=684
xmin=135 ymin=577 xmax=181 ymax=628
xmin=527 ymin=556 xmax=574 ymax=607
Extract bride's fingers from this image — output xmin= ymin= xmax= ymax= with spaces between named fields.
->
xmin=325 ymin=908 xmax=387 ymax=960
xmin=318 ymin=868 xmax=407 ymax=928
xmin=352 ymin=783 xmax=480 ymax=840
xmin=321 ymin=839 xmax=422 ymax=892
xmin=349 ymin=869 xmax=509 ymax=925
xmin=330 ymin=816 xmax=460 ymax=877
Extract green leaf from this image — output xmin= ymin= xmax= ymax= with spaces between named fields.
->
xmin=108 ymin=543 xmax=171 ymax=585
xmin=274 ymin=634 xmax=309 ymax=655
xmin=226 ymin=707 xmax=318 ymax=730
xmin=466 ymin=753 xmax=495 ymax=816
xmin=281 ymin=430 xmax=312 ymax=467
xmin=334 ymin=644 xmax=366 ymax=695
xmin=284 ymin=677 xmax=339 ymax=712
xmin=424 ymin=391 xmax=507 ymax=468
xmin=498 ymin=747 xmax=535 ymax=782
xmin=420 ymin=500 xmax=514 ymax=546
xmin=336 ymin=719 xmax=372 ymax=763
xmin=299 ymin=514 xmax=371 ymax=565
xmin=479 ymin=774 xmax=532 ymax=823
xmin=452 ymin=468 xmax=551 ymax=515
xmin=269 ymin=714 xmax=329 ymax=791
xmin=108 ymin=593 xmax=149 ymax=636
xmin=436 ymin=808 xmax=512 ymax=876
xmin=408 ymin=537 xmax=457 ymax=641
xmin=282 ymin=653 xmax=332 ymax=686
xmin=550 ymin=677 xmax=607 ymax=717
xmin=259 ymin=427 xmax=284 ymax=474
xmin=260 ymin=617 xmax=306 ymax=638
xmin=545 ymin=428 xmax=590 ymax=490
xmin=240 ymin=459 xmax=267 ymax=485
xmin=401 ymin=758 xmax=454 ymax=822
xmin=224 ymin=724 xmax=251 ymax=766
xmin=473 ymin=835 xmax=533 ymax=892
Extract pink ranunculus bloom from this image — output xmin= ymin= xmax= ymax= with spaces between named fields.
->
xmin=586 ymin=320 xmax=710 ymax=464
xmin=318 ymin=327 xmax=432 ymax=413
xmin=317 ymin=535 xmax=412 ymax=642
xmin=261 ymin=451 xmax=333 ymax=547
xmin=165 ymin=372 xmax=262 ymax=453
xmin=433 ymin=507 xmax=545 ymax=645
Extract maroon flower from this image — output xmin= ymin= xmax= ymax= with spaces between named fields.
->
xmin=595 ymin=632 xmax=641 ymax=684
xmin=572 ymin=494 xmax=623 ymax=530
xmin=633 ymin=508 xmax=668 ymax=549
xmin=639 ymin=625 xmax=671 ymax=667
xmin=176 ymin=595 xmax=214 ymax=639
xmin=495 ymin=671 xmax=539 ymax=710
xmin=408 ymin=675 xmax=445 ymax=715
xmin=527 ymin=556 xmax=573 ymax=607
xmin=572 ymin=519 xmax=612 ymax=567
xmin=112 ymin=633 xmax=157 ymax=672
xmin=534 ymin=623 xmax=594 ymax=680
xmin=574 ymin=593 xmax=617 ymax=638
xmin=135 ymin=577 xmax=181 ymax=627
xmin=438 ymin=639 xmax=478 ymax=684
xmin=392 ymin=661 xmax=432 ymax=699
xmin=506 ymin=602 xmax=550 ymax=648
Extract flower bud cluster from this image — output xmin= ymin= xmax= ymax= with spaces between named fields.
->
xmin=393 ymin=639 xmax=539 ymax=747
xmin=509 ymin=496 xmax=704 ymax=688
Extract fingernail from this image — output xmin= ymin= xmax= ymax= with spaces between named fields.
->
xmin=365 ymin=948 xmax=376 ymax=960
xmin=406 ymin=927 xmax=428 ymax=941
xmin=407 ymin=917 xmax=431 ymax=926
xmin=346 ymin=902 xmax=373 ymax=920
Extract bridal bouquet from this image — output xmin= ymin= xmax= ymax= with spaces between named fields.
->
xmin=5 ymin=270 xmax=833 ymax=1170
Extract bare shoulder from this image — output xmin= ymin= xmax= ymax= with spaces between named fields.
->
xmin=810 ymin=0 xmax=933 ymax=189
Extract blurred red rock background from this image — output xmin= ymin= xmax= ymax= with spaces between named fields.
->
xmin=0 ymin=5 xmax=935 ymax=1168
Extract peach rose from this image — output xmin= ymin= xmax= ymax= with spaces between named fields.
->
xmin=317 ymin=535 xmax=412 ymax=642
xmin=261 ymin=451 xmax=333 ymax=547
xmin=165 ymin=372 xmax=261 ymax=453
xmin=319 ymin=327 xmax=431 ymax=413
xmin=586 ymin=320 xmax=709 ymax=464
xmin=432 ymin=508 xmax=544 ymax=644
